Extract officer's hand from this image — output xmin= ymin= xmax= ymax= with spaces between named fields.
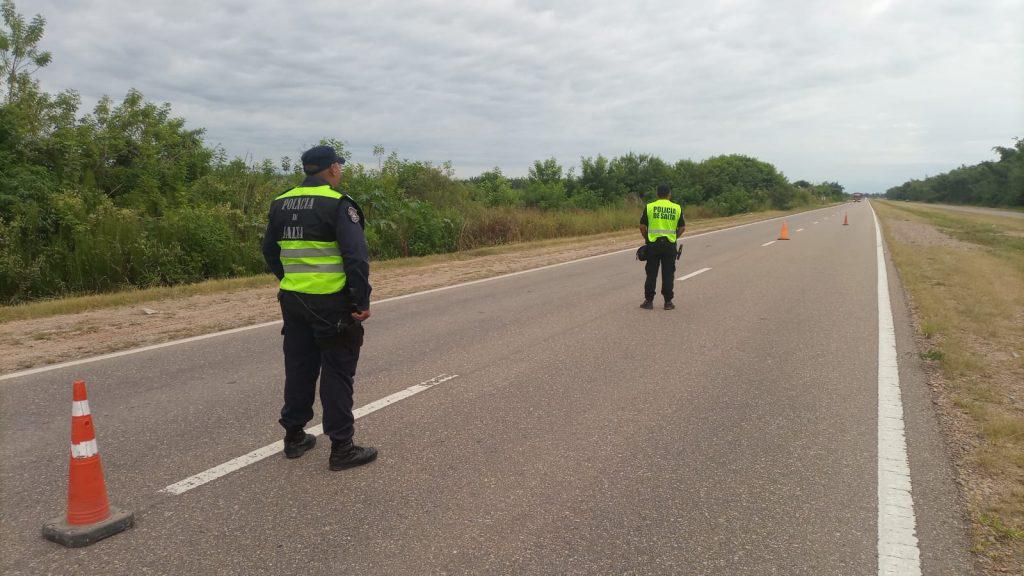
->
xmin=351 ymin=310 xmax=372 ymax=322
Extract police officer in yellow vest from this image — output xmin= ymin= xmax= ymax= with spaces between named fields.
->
xmin=261 ymin=145 xmax=377 ymax=471
xmin=640 ymin=184 xmax=685 ymax=310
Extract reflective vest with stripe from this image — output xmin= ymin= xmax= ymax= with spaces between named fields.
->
xmin=645 ymin=199 xmax=682 ymax=243
xmin=273 ymin=185 xmax=348 ymax=295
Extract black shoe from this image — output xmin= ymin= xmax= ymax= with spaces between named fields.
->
xmin=329 ymin=441 xmax=378 ymax=471
xmin=664 ymin=300 xmax=675 ymax=310
xmin=283 ymin=428 xmax=316 ymax=459
xmin=640 ymin=300 xmax=654 ymax=310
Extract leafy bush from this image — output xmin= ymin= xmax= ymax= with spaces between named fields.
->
xmin=522 ymin=180 xmax=567 ymax=210
xmin=707 ymin=185 xmax=760 ymax=216
xmin=886 ymin=139 xmax=1023 ymax=206
xmin=0 ymin=0 xmax=837 ymax=303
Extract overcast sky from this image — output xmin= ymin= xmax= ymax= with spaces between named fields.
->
xmin=31 ymin=0 xmax=1023 ymax=193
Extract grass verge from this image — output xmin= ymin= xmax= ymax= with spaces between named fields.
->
xmin=873 ymin=200 xmax=1024 ymax=573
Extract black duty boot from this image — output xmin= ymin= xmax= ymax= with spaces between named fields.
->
xmin=329 ymin=440 xmax=378 ymax=471
xmin=664 ymin=300 xmax=676 ymax=310
xmin=283 ymin=427 xmax=316 ymax=459
xmin=640 ymin=299 xmax=654 ymax=310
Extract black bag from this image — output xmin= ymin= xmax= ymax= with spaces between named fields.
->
xmin=317 ymin=315 xmax=364 ymax=353
xmin=636 ymin=244 xmax=648 ymax=261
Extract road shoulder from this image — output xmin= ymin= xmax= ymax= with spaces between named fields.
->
xmin=882 ymin=224 xmax=977 ymax=574
xmin=874 ymin=199 xmax=1024 ymax=574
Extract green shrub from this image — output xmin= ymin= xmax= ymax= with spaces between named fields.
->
xmin=0 ymin=0 xmax=842 ymax=303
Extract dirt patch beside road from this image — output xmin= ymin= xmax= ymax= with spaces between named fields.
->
xmin=2 ymin=230 xmax=643 ymax=373
xmin=886 ymin=218 xmax=980 ymax=251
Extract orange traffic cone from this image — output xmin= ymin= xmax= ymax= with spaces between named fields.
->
xmin=778 ymin=221 xmax=790 ymax=240
xmin=843 ymin=213 xmax=849 ymax=225
xmin=43 ymin=381 xmax=133 ymax=547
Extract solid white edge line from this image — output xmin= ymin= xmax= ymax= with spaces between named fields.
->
xmin=160 ymin=374 xmax=458 ymax=496
xmin=870 ymin=202 xmax=922 ymax=575
xmin=3 ymin=205 xmax=840 ymax=381
xmin=677 ymin=267 xmax=712 ymax=281
xmin=761 ymin=240 xmax=776 ymax=247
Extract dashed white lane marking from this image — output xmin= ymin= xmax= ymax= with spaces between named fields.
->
xmin=160 ymin=374 xmax=458 ymax=495
xmin=870 ymin=203 xmax=922 ymax=575
xmin=814 ymin=221 xmax=820 ymax=224
xmin=677 ymin=267 xmax=712 ymax=281
xmin=761 ymin=240 xmax=777 ymax=247
xmin=2 ymin=205 xmax=845 ymax=382
xmin=796 ymin=228 xmax=805 ymax=232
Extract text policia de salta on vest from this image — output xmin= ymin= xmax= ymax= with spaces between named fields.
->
xmin=645 ymin=199 xmax=683 ymax=243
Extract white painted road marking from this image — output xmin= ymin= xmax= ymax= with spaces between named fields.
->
xmin=796 ymin=228 xmax=805 ymax=232
xmin=870 ymin=203 xmax=922 ymax=575
xmin=814 ymin=221 xmax=820 ymax=224
xmin=677 ymin=267 xmax=711 ymax=281
xmin=160 ymin=374 xmax=459 ymax=496
xmin=761 ymin=240 xmax=776 ymax=247
xmin=1 ymin=205 xmax=845 ymax=381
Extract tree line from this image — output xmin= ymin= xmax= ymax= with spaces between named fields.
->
xmin=0 ymin=0 xmax=844 ymax=303
xmin=885 ymin=139 xmax=1024 ymax=207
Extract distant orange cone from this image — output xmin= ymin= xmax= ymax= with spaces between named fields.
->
xmin=42 ymin=380 xmax=133 ymax=547
xmin=843 ymin=213 xmax=849 ymax=225
xmin=778 ymin=221 xmax=790 ymax=240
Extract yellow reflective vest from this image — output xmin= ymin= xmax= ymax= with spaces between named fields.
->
xmin=272 ymin=185 xmax=347 ymax=294
xmin=645 ymin=199 xmax=682 ymax=243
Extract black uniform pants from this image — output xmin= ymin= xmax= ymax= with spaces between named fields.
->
xmin=277 ymin=291 xmax=364 ymax=444
xmin=644 ymin=239 xmax=677 ymax=301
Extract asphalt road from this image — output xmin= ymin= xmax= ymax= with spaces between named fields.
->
xmin=1 ymin=202 xmax=974 ymax=575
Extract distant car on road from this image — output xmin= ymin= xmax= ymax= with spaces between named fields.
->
xmin=852 ymin=193 xmax=863 ymax=202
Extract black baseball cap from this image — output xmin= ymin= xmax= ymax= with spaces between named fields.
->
xmin=300 ymin=145 xmax=346 ymax=174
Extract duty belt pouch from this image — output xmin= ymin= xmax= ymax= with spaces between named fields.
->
xmin=636 ymin=245 xmax=648 ymax=261
xmin=289 ymin=291 xmax=363 ymax=352
xmin=319 ymin=313 xmax=368 ymax=350
xmin=333 ymin=317 xmax=364 ymax=352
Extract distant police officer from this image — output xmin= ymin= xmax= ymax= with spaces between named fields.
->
xmin=639 ymin=184 xmax=685 ymax=310
xmin=261 ymin=145 xmax=377 ymax=471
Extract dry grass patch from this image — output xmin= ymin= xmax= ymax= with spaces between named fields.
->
xmin=874 ymin=200 xmax=1024 ymax=573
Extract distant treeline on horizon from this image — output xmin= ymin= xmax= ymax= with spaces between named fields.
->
xmin=885 ymin=138 xmax=1023 ymax=207
xmin=0 ymin=83 xmax=845 ymax=303
xmin=0 ymin=0 xmax=846 ymax=303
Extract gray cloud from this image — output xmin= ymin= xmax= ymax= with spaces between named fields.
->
xmin=32 ymin=0 xmax=1024 ymax=192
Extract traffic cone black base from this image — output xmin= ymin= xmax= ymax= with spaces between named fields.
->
xmin=42 ymin=380 xmax=134 ymax=548
xmin=42 ymin=506 xmax=133 ymax=548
